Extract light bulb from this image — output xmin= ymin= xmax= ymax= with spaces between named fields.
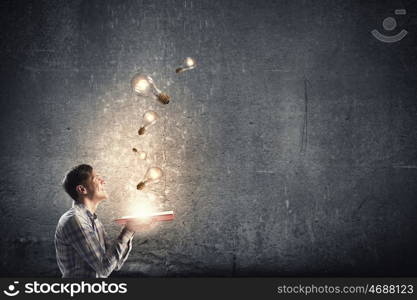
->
xmin=137 ymin=167 xmax=163 ymax=190
xmin=132 ymin=148 xmax=147 ymax=160
xmin=176 ymin=57 xmax=196 ymax=73
xmin=131 ymin=74 xmax=170 ymax=104
xmin=138 ymin=111 xmax=159 ymax=135
xmin=131 ymin=74 xmax=151 ymax=96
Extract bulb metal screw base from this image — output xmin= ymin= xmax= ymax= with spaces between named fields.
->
xmin=136 ymin=182 xmax=146 ymax=190
xmin=138 ymin=127 xmax=145 ymax=135
xmin=157 ymin=93 xmax=170 ymax=104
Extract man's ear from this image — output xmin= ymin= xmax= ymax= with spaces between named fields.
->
xmin=76 ymin=185 xmax=87 ymax=195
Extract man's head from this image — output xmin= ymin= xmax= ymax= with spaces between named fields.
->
xmin=62 ymin=164 xmax=108 ymax=203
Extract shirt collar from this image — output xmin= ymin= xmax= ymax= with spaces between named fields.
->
xmin=74 ymin=202 xmax=98 ymax=220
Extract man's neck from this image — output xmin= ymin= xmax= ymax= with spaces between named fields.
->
xmin=81 ymin=199 xmax=99 ymax=214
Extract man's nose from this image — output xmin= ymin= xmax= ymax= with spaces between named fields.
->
xmin=99 ymin=177 xmax=105 ymax=184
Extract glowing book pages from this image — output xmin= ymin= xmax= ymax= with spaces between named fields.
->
xmin=115 ymin=210 xmax=174 ymax=225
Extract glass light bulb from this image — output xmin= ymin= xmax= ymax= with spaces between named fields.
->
xmin=138 ymin=111 xmax=159 ymax=135
xmin=131 ymin=74 xmax=170 ymax=104
xmin=137 ymin=167 xmax=163 ymax=190
xmin=147 ymin=167 xmax=163 ymax=180
xmin=131 ymin=74 xmax=151 ymax=96
xmin=144 ymin=111 xmax=158 ymax=125
xmin=132 ymin=148 xmax=147 ymax=160
xmin=185 ymin=57 xmax=195 ymax=67
xmin=176 ymin=57 xmax=196 ymax=73
xmin=138 ymin=151 xmax=147 ymax=160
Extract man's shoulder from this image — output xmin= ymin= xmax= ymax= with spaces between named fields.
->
xmin=56 ymin=206 xmax=89 ymax=231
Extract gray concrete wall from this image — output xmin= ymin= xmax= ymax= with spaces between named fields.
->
xmin=1 ymin=0 xmax=417 ymax=276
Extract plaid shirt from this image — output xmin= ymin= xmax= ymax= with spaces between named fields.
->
xmin=55 ymin=202 xmax=134 ymax=278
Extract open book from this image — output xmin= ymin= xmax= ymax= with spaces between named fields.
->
xmin=115 ymin=210 xmax=174 ymax=225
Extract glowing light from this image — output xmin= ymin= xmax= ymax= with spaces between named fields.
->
xmin=137 ymin=167 xmax=163 ymax=190
xmin=121 ymin=195 xmax=161 ymax=229
xmin=176 ymin=57 xmax=196 ymax=73
xmin=131 ymin=74 xmax=170 ymax=104
xmin=138 ymin=111 xmax=159 ymax=135
xmin=132 ymin=198 xmax=156 ymax=217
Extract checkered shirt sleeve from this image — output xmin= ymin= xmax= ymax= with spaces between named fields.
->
xmin=56 ymin=207 xmax=134 ymax=278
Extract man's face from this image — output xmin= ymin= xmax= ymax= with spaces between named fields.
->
xmin=85 ymin=170 xmax=108 ymax=202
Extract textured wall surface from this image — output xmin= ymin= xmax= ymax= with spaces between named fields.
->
xmin=1 ymin=0 xmax=417 ymax=276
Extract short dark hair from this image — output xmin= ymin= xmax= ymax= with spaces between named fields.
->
xmin=62 ymin=164 xmax=93 ymax=202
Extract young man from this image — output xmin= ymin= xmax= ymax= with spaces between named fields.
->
xmin=55 ymin=164 xmax=142 ymax=278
